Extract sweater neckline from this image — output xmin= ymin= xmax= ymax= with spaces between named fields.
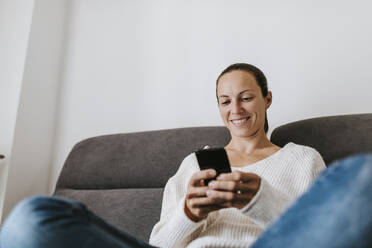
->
xmin=231 ymin=142 xmax=294 ymax=170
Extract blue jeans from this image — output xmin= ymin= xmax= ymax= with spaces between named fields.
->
xmin=1 ymin=154 xmax=372 ymax=248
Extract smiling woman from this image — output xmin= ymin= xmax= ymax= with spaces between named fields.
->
xmin=149 ymin=64 xmax=326 ymax=247
xmin=215 ymin=64 xmax=280 ymax=168
xmin=216 ymin=63 xmax=270 ymax=133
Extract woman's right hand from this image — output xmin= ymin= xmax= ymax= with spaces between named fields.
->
xmin=184 ymin=169 xmax=224 ymax=222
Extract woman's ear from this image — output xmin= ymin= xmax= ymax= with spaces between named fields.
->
xmin=265 ymin=91 xmax=273 ymax=109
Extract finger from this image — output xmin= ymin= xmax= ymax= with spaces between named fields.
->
xmin=208 ymin=180 xmax=240 ymax=192
xmin=206 ymin=189 xmax=236 ymax=204
xmin=190 ymin=169 xmax=216 ymax=186
xmin=188 ymin=196 xmax=218 ymax=208
xmin=208 ymin=180 xmax=260 ymax=193
xmin=186 ymin=186 xmax=209 ymax=198
xmin=206 ymin=189 xmax=252 ymax=205
xmin=217 ymin=171 xmax=260 ymax=183
xmin=189 ymin=204 xmax=226 ymax=219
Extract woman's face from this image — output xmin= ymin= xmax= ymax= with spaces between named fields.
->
xmin=217 ymin=70 xmax=272 ymax=139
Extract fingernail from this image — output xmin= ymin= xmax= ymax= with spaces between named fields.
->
xmin=208 ymin=182 xmax=216 ymax=187
xmin=209 ymin=170 xmax=216 ymax=176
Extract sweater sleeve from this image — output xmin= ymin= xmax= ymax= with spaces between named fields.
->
xmin=149 ymin=153 xmax=207 ymax=248
xmin=239 ymin=177 xmax=293 ymax=229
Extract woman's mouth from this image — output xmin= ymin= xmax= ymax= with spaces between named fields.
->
xmin=230 ymin=116 xmax=251 ymax=126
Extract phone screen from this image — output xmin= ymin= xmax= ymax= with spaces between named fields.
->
xmin=195 ymin=147 xmax=231 ymax=185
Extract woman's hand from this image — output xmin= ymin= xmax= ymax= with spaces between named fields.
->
xmin=184 ymin=170 xmax=261 ymax=222
xmin=185 ymin=169 xmax=225 ymax=222
xmin=206 ymin=171 xmax=261 ymax=209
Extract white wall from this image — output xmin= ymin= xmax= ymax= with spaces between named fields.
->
xmin=49 ymin=0 xmax=372 ymax=193
xmin=1 ymin=0 xmax=67 ymax=221
xmin=0 ymin=0 xmax=35 ymax=222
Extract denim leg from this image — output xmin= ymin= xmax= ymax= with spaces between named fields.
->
xmin=251 ymin=153 xmax=372 ymax=248
xmin=0 ymin=196 xmax=157 ymax=248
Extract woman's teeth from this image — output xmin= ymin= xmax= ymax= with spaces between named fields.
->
xmin=231 ymin=117 xmax=250 ymax=125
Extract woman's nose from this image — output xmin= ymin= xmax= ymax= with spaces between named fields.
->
xmin=231 ymin=101 xmax=243 ymax=114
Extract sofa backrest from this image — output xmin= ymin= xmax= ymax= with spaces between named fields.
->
xmin=54 ymin=113 xmax=372 ymax=241
xmin=270 ymin=113 xmax=372 ymax=165
xmin=54 ymin=126 xmax=231 ymax=241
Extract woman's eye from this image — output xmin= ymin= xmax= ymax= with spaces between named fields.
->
xmin=242 ymin=97 xmax=253 ymax=101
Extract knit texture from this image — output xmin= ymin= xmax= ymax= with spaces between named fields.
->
xmin=149 ymin=142 xmax=326 ymax=248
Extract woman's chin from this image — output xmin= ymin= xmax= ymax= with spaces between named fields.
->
xmin=229 ymin=127 xmax=258 ymax=138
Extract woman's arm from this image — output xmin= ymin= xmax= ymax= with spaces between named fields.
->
xmin=149 ymin=154 xmax=208 ymax=248
xmin=240 ymin=147 xmax=327 ymax=229
xmin=239 ymin=177 xmax=293 ymax=228
xmin=206 ymin=147 xmax=327 ymax=229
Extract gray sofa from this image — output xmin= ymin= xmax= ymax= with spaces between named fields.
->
xmin=53 ymin=113 xmax=372 ymax=242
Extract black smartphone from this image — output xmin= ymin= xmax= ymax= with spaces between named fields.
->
xmin=194 ymin=147 xmax=232 ymax=185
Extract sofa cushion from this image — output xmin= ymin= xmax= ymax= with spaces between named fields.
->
xmin=54 ymin=188 xmax=164 ymax=242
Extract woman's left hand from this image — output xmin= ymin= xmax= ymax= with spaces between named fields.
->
xmin=206 ymin=171 xmax=261 ymax=209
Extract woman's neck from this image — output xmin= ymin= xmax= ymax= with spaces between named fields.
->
xmin=225 ymin=131 xmax=278 ymax=155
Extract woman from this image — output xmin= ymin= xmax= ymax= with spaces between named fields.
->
xmin=149 ymin=63 xmax=326 ymax=247
xmin=1 ymin=63 xmax=371 ymax=248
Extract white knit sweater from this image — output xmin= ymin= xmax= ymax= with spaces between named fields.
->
xmin=149 ymin=142 xmax=326 ymax=248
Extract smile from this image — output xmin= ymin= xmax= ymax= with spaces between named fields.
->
xmin=230 ymin=116 xmax=251 ymax=126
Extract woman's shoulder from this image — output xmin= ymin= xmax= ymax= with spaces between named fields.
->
xmin=281 ymin=142 xmax=326 ymax=167
xmin=283 ymin=142 xmax=320 ymax=153
xmin=281 ymin=142 xmax=326 ymax=176
xmin=280 ymin=142 xmax=323 ymax=160
xmin=181 ymin=152 xmax=198 ymax=166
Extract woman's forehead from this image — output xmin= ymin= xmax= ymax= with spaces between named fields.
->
xmin=217 ymin=71 xmax=260 ymax=94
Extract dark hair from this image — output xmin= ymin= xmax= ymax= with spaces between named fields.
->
xmin=216 ymin=63 xmax=269 ymax=133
